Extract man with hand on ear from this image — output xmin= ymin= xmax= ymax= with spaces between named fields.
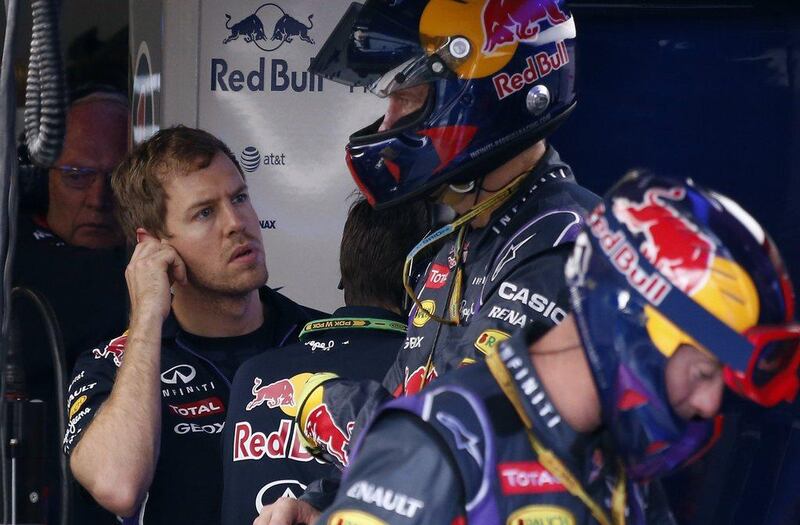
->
xmin=63 ymin=126 xmax=322 ymax=525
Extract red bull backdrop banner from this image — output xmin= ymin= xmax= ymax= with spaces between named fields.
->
xmin=148 ymin=0 xmax=385 ymax=311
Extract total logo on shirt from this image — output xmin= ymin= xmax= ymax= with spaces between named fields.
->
xmin=168 ymin=397 xmax=225 ymax=419
xmin=425 ymin=264 xmax=449 ymax=289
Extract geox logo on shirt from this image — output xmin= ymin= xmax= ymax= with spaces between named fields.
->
xmin=345 ymin=480 xmax=425 ymax=518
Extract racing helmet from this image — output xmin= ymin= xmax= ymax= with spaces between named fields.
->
xmin=565 ymin=172 xmax=800 ymax=480
xmin=310 ymin=0 xmax=577 ymax=208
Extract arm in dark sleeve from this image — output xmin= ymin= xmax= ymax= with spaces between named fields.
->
xmin=316 ymin=411 xmax=464 ymax=524
xmin=298 ymin=473 xmax=340 ymax=511
xmin=62 ymin=342 xmax=119 ymax=455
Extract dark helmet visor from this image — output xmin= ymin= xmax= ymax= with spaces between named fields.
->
xmin=309 ymin=2 xmax=426 ymax=89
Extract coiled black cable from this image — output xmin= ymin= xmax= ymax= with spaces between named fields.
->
xmin=24 ymin=0 xmax=66 ymax=168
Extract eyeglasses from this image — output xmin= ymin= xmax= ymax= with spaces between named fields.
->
xmin=723 ymin=325 xmax=800 ymax=407
xmin=50 ymin=165 xmax=116 ymax=190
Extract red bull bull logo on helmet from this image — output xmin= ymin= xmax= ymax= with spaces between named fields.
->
xmin=481 ymin=0 xmax=568 ymax=53
xmin=246 ymin=377 xmax=295 ymax=411
xmin=304 ymin=403 xmax=352 ymax=466
xmin=587 ymin=204 xmax=672 ymax=306
xmin=612 ymin=187 xmax=716 ymax=297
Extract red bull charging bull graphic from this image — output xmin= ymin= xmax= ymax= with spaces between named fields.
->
xmin=246 ymin=377 xmax=295 ymax=411
xmin=92 ymin=333 xmax=127 ymax=367
xmin=223 ymin=3 xmax=314 ymax=52
xmin=481 ymin=0 xmax=568 ymax=53
xmin=612 ymin=187 xmax=716 ymax=296
xmin=304 ymin=403 xmax=352 ymax=466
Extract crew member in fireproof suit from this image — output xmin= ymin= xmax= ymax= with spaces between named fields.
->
xmin=316 ymin=173 xmax=800 ymax=525
xmin=222 ymin=197 xmax=429 ymax=525
xmin=62 ymin=126 xmax=323 ymax=525
xmin=259 ymin=1 xmax=599 ymax=521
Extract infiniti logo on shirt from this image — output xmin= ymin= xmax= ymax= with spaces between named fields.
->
xmin=161 ymin=364 xmax=197 ymax=385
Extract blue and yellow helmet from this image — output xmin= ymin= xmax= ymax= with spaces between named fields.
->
xmin=567 ymin=172 xmax=800 ymax=480
xmin=310 ymin=0 xmax=577 ymax=208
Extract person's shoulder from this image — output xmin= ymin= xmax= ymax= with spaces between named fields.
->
xmin=75 ymin=330 xmax=129 ymax=370
xmin=262 ymin=287 xmax=327 ymax=322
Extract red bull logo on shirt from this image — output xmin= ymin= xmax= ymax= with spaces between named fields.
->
xmin=612 ymin=187 xmax=716 ymax=296
xmin=246 ymin=377 xmax=295 ymax=411
xmin=304 ymin=403 xmax=352 ymax=466
xmin=481 ymin=0 xmax=568 ymax=53
xmin=92 ymin=333 xmax=127 ymax=367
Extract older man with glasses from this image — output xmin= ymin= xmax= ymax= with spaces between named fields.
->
xmin=11 ymin=87 xmax=131 ymax=524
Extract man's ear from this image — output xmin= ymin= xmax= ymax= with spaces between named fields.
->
xmin=136 ymin=228 xmax=157 ymax=244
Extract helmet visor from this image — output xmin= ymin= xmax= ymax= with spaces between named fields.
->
xmin=309 ymin=2 xmax=426 ymax=91
xmin=724 ymin=325 xmax=800 ymax=406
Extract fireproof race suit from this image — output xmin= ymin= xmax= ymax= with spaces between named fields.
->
xmin=220 ymin=306 xmax=407 ymax=525
xmin=316 ymin=327 xmax=676 ymax=525
xmin=296 ymin=147 xmax=600 ymax=478
xmin=63 ymin=287 xmax=322 ymax=525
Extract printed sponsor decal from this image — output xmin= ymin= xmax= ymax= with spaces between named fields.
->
xmin=586 ymin=201 xmax=675 ymax=306
xmin=162 ymin=380 xmax=217 ymax=399
xmin=305 ymin=340 xmax=335 ymax=352
xmin=255 ymin=479 xmax=307 ymax=513
xmin=68 ymin=395 xmax=87 ymax=419
xmin=304 ymin=403 xmax=352 ymax=465
xmin=610 ymin=187 xmax=713 ymax=297
xmin=247 ymin=378 xmax=295 ymax=410
xmin=492 ymin=41 xmax=570 ymax=100
xmin=239 ymin=145 xmax=288 ymax=174
xmin=481 ymin=0 xmax=569 ymax=53
xmin=498 ymin=461 xmax=566 ymax=495
xmin=327 ymin=509 xmax=387 ymax=525
xmin=403 ymin=336 xmax=424 ymax=350
xmin=168 ymin=397 xmax=225 ymax=419
xmin=425 ymin=264 xmax=450 ymax=290
xmin=233 ymin=419 xmax=318 ymax=463
xmin=161 ymin=364 xmax=197 ymax=385
xmin=403 ymin=365 xmax=438 ymax=396
xmin=506 ymin=504 xmax=575 ymax=525
xmin=67 ymin=407 xmax=92 ymax=435
xmin=474 ymin=329 xmax=510 ymax=354
xmin=411 ymin=300 xmax=436 ymax=328
xmin=492 ymin=234 xmax=536 ymax=282
xmin=68 ymin=370 xmax=85 ymax=391
xmin=497 ymin=282 xmax=566 ymax=324
xmin=345 ymin=481 xmax=425 ymax=519
xmin=68 ymin=382 xmax=96 ymax=406
xmin=436 ymin=412 xmax=483 ymax=466
xmin=499 ymin=345 xmax=561 ymax=428
xmin=174 ymin=422 xmax=225 ymax=435
xmin=259 ymin=219 xmax=278 ymax=230
xmin=223 ymin=3 xmax=315 ymax=52
xmin=487 ymin=305 xmax=527 ymax=327
xmin=211 ymin=57 xmax=323 ymax=93
xmin=92 ymin=333 xmax=127 ymax=367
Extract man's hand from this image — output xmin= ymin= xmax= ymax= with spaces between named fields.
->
xmin=126 ymin=229 xmax=187 ymax=323
xmin=254 ymin=498 xmax=321 ymax=525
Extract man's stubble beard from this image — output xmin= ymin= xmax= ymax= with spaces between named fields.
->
xmin=184 ymin=260 xmax=269 ymax=299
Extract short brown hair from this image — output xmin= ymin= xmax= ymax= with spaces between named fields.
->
xmin=112 ymin=126 xmax=242 ymax=244
xmin=340 ymin=197 xmax=429 ymax=310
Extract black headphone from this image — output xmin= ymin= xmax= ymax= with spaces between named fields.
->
xmin=17 ymin=133 xmax=50 ymax=214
